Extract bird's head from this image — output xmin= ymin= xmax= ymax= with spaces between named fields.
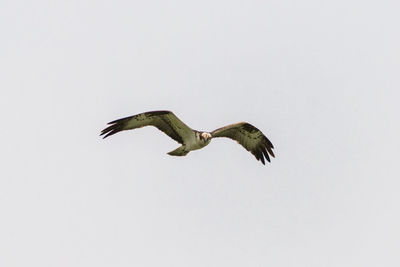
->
xmin=200 ymin=132 xmax=212 ymax=143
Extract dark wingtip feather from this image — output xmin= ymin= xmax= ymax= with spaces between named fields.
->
xmin=257 ymin=133 xmax=274 ymax=164
xmin=253 ymin=140 xmax=275 ymax=165
xmin=107 ymin=117 xmax=128 ymax=125
xmin=260 ymin=154 xmax=265 ymax=165
xmin=100 ymin=121 xmax=126 ymax=139
xmin=252 ymin=148 xmax=266 ymax=165
xmin=102 ymin=129 xmax=118 ymax=139
xmin=263 ymin=136 xmax=274 ymax=149
xmin=261 ymin=146 xmax=271 ymax=163
xmin=267 ymin=147 xmax=275 ymax=158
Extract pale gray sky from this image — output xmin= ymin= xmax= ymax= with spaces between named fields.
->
xmin=1 ymin=0 xmax=399 ymax=266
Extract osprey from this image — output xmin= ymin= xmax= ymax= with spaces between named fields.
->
xmin=100 ymin=110 xmax=275 ymax=165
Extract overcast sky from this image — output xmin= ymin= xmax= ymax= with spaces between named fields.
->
xmin=1 ymin=0 xmax=399 ymax=266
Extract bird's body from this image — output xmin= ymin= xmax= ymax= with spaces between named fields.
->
xmin=168 ymin=131 xmax=212 ymax=156
xmin=101 ymin=110 xmax=274 ymax=165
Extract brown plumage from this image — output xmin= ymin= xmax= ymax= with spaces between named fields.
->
xmin=100 ymin=111 xmax=192 ymax=144
xmin=211 ymin=122 xmax=275 ymax=165
xmin=101 ymin=110 xmax=275 ymax=165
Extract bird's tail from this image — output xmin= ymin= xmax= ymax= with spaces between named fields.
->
xmin=167 ymin=146 xmax=189 ymax=156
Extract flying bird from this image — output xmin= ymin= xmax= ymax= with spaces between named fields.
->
xmin=100 ymin=110 xmax=275 ymax=165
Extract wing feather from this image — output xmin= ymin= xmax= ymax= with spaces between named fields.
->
xmin=100 ymin=110 xmax=193 ymax=144
xmin=211 ymin=122 xmax=274 ymax=165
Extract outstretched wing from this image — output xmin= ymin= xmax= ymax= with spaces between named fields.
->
xmin=211 ymin=122 xmax=275 ymax=165
xmin=100 ymin=110 xmax=194 ymax=144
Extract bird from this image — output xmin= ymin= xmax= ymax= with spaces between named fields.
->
xmin=100 ymin=110 xmax=275 ymax=165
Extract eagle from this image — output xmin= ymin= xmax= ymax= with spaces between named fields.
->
xmin=100 ymin=110 xmax=275 ymax=165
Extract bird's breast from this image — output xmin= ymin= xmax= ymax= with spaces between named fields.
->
xmin=185 ymin=134 xmax=211 ymax=151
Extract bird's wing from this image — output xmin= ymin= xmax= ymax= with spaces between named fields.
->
xmin=100 ymin=110 xmax=194 ymax=144
xmin=211 ymin=122 xmax=275 ymax=165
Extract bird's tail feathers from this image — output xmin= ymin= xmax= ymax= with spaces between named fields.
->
xmin=167 ymin=146 xmax=189 ymax=156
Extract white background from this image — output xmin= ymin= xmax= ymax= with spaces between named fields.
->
xmin=1 ymin=0 xmax=399 ymax=266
